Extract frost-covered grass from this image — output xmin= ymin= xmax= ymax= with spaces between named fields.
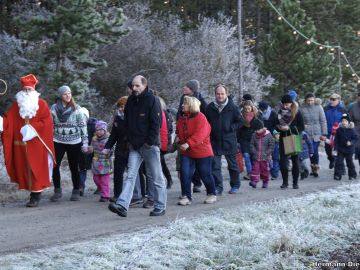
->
xmin=1 ymin=183 xmax=360 ymax=269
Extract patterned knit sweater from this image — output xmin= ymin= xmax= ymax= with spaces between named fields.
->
xmin=51 ymin=104 xmax=89 ymax=145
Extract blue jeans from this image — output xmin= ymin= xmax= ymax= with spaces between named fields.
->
xmin=79 ymin=170 xmax=87 ymax=188
xmin=132 ymin=174 xmax=143 ymax=200
xmin=180 ymin=155 xmax=216 ymax=200
xmin=116 ymin=145 xmax=166 ymax=210
xmin=270 ymin=142 xmax=280 ymax=178
xmin=243 ymin=152 xmax=252 ymax=175
xmin=212 ymin=153 xmax=240 ymax=193
xmin=310 ymin=141 xmax=320 ymax=165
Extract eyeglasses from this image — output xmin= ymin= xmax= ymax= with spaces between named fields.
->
xmin=330 ymin=98 xmax=337 ymax=101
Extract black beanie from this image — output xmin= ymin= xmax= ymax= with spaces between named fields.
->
xmin=258 ymin=101 xmax=269 ymax=111
xmin=242 ymin=93 xmax=253 ymax=101
xmin=251 ymin=118 xmax=264 ymax=130
xmin=304 ymin=92 xmax=315 ymax=100
xmin=281 ymin=94 xmax=293 ymax=104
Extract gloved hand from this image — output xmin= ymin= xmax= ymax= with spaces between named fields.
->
xmin=180 ymin=143 xmax=189 ymax=151
xmin=20 ymin=124 xmax=37 ymax=142
xmin=101 ymin=148 xmax=110 ymax=155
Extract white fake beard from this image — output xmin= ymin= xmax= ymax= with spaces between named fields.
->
xmin=15 ymin=90 xmax=40 ymax=119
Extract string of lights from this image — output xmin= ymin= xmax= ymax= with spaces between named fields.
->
xmin=266 ymin=0 xmax=360 ymax=82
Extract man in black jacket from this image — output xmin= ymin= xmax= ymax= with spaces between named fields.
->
xmin=205 ymin=84 xmax=242 ymax=195
xmin=108 ymin=75 xmax=167 ymax=217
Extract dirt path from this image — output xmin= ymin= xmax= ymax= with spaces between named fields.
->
xmin=0 ymin=156 xmax=357 ymax=255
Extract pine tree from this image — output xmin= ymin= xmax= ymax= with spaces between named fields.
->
xmin=259 ymin=0 xmax=340 ymax=103
xmin=15 ymin=0 xmax=127 ymax=101
xmin=301 ymin=0 xmax=360 ymax=102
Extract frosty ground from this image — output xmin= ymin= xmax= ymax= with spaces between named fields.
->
xmin=0 ymin=153 xmax=359 ymax=269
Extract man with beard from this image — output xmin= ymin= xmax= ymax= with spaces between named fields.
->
xmin=0 ymin=74 xmax=55 ymax=207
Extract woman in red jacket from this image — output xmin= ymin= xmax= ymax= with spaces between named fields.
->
xmin=176 ymin=96 xmax=216 ymax=205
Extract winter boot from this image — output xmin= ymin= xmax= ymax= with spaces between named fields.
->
xmin=70 ymin=189 xmax=80 ymax=201
xmin=50 ymin=188 xmax=62 ymax=202
xmin=26 ymin=192 xmax=41 ymax=207
xmin=313 ymin=164 xmax=319 ymax=177
xmin=310 ymin=164 xmax=316 ymax=177
xmin=293 ymin=180 xmax=299 ymax=189
xmin=280 ymin=178 xmax=288 ymax=189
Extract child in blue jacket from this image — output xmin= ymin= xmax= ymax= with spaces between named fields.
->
xmin=299 ymin=131 xmax=314 ymax=180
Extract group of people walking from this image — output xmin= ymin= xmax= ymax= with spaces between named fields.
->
xmin=1 ymin=73 xmax=359 ymax=219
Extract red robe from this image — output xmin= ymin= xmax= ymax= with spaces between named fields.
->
xmin=1 ymin=98 xmax=55 ymax=192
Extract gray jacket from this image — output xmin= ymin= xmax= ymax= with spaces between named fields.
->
xmin=300 ymin=104 xmax=327 ymax=142
xmin=250 ymin=130 xmax=275 ymax=161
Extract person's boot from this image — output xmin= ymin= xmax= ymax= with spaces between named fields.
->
xmin=310 ymin=164 xmax=316 ymax=176
xmin=280 ymin=179 xmax=288 ymax=189
xmin=300 ymin=171 xmax=306 ymax=180
xmin=70 ymin=189 xmax=80 ymax=201
xmin=293 ymin=179 xmax=299 ymax=189
xmin=50 ymin=188 xmax=62 ymax=202
xmin=26 ymin=192 xmax=41 ymax=207
xmin=79 ymin=185 xmax=84 ymax=197
xmin=313 ymin=164 xmax=319 ymax=177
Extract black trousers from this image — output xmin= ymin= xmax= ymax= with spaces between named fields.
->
xmin=334 ymin=151 xmax=356 ymax=177
xmin=160 ymin=152 xmax=173 ymax=185
xmin=113 ymin=154 xmax=128 ymax=198
xmin=279 ymin=140 xmax=299 ymax=186
xmin=53 ymin=142 xmax=82 ymax=189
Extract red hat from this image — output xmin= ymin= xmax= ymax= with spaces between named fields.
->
xmin=20 ymin=74 xmax=38 ymax=89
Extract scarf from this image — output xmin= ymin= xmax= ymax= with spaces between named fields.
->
xmin=278 ymin=107 xmax=292 ymax=127
xmin=261 ymin=106 xmax=272 ymax=121
xmin=243 ymin=111 xmax=255 ymax=127
xmin=117 ymin=111 xmax=125 ymax=120
xmin=55 ymin=100 xmax=74 ymax=123
xmin=214 ymin=98 xmax=229 ymax=113
xmin=255 ymin=128 xmax=267 ymax=139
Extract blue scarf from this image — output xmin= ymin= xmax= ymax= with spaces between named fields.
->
xmin=261 ymin=106 xmax=272 ymax=121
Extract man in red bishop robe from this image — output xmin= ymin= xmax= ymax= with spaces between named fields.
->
xmin=0 ymin=74 xmax=55 ymax=207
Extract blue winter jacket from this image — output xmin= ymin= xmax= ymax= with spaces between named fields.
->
xmin=299 ymin=131 xmax=314 ymax=161
xmin=324 ymin=102 xmax=347 ymax=137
